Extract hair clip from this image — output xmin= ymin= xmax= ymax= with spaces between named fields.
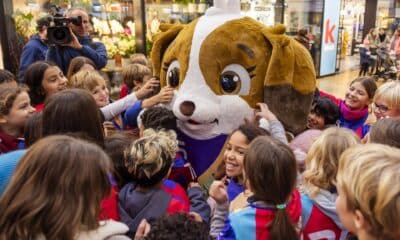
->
xmin=276 ymin=203 xmax=287 ymax=210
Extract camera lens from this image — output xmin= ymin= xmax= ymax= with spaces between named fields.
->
xmin=54 ymin=29 xmax=66 ymax=40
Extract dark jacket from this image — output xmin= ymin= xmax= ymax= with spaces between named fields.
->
xmin=18 ymin=34 xmax=48 ymax=82
xmin=118 ymin=179 xmax=210 ymax=234
xmin=46 ymin=35 xmax=107 ymax=74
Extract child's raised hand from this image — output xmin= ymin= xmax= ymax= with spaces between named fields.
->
xmin=156 ymin=86 xmax=174 ymax=103
xmin=134 ymin=219 xmax=151 ymax=240
xmin=135 ymin=78 xmax=160 ymax=99
xmin=255 ymin=103 xmax=277 ymax=121
xmin=209 ymin=180 xmax=228 ymax=204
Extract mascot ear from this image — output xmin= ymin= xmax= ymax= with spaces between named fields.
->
xmin=262 ymin=25 xmax=316 ymax=134
xmin=151 ymin=24 xmax=184 ymax=77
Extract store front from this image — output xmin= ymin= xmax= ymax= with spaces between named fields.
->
xmin=2 ymin=0 xmax=345 ymax=77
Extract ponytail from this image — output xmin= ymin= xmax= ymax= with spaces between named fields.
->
xmin=269 ymin=208 xmax=298 ymax=240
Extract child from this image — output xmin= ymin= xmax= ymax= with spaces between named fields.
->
xmin=139 ymin=106 xmax=196 ymax=189
xmin=319 ymin=76 xmax=377 ymax=138
xmin=118 ymin=129 xmax=192 ymax=234
xmin=0 ymin=69 xmax=17 ymax=88
xmin=368 ymin=117 xmax=400 ymax=148
xmin=141 ymin=213 xmax=210 ymax=240
xmin=359 ymin=45 xmax=371 ymax=76
xmin=301 ymin=128 xmax=360 ymax=240
xmin=66 ymin=56 xmax=96 ymax=80
xmin=336 ymin=144 xmax=400 ymax=240
xmin=24 ymin=61 xmax=68 ymax=111
xmin=372 ymin=80 xmax=400 ymax=120
xmin=0 ymin=86 xmax=35 ymax=153
xmin=105 ymin=132 xmax=136 ymax=189
xmin=213 ymin=136 xmax=301 ymax=239
xmin=23 ymin=111 xmax=42 ymax=147
xmin=68 ymin=70 xmax=157 ymax=123
xmin=120 ymin=57 xmax=150 ymax=99
xmin=307 ymin=96 xmax=340 ymax=130
xmin=0 ymin=135 xmax=130 ymax=239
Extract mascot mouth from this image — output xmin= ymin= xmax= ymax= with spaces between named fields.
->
xmin=187 ymin=119 xmax=219 ymax=125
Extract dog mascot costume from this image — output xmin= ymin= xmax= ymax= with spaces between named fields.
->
xmin=151 ymin=0 xmax=316 ymax=182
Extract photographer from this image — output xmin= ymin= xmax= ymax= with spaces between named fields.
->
xmin=18 ymin=16 xmax=50 ymax=83
xmin=46 ymin=7 xmax=107 ymax=74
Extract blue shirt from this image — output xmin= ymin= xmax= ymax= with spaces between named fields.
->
xmin=0 ymin=150 xmax=26 ymax=195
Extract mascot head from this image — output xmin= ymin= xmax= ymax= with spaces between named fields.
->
xmin=151 ymin=0 xmax=316 ymax=141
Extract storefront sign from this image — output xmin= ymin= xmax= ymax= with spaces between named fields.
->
xmin=320 ymin=0 xmax=341 ymax=76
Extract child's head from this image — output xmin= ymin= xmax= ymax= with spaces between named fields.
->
xmin=0 ymin=135 xmax=111 ymax=240
xmin=67 ymin=56 xmax=96 ymax=80
xmin=373 ymin=81 xmax=400 ymax=120
xmin=345 ymin=76 xmax=377 ymax=110
xmin=0 ymin=85 xmax=35 ymax=131
xmin=0 ymin=69 xmax=17 ymax=88
xmin=42 ymin=89 xmax=104 ymax=147
xmin=369 ymin=117 xmax=400 ymax=148
xmin=336 ymin=144 xmax=400 ymax=240
xmin=129 ymin=53 xmax=149 ymax=66
xmin=145 ymin=213 xmax=209 ymax=240
xmin=24 ymin=61 xmax=67 ymax=105
xmin=307 ymin=96 xmax=339 ymax=129
xmin=289 ymin=129 xmax=322 ymax=172
xmin=105 ymin=132 xmax=136 ymax=188
xmin=223 ymin=123 xmax=269 ymax=180
xmin=69 ymin=70 xmax=109 ymax=107
xmin=24 ymin=111 xmax=42 ymax=147
xmin=140 ymin=106 xmax=177 ymax=134
xmin=122 ymin=63 xmax=152 ymax=91
xmin=244 ymin=135 xmax=298 ymax=239
xmin=125 ymin=129 xmax=178 ymax=188
xmin=303 ymin=127 xmax=359 ymax=197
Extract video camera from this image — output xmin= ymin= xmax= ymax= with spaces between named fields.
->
xmin=46 ymin=5 xmax=82 ymax=45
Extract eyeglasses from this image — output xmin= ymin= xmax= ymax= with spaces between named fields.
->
xmin=373 ymin=103 xmax=390 ymax=113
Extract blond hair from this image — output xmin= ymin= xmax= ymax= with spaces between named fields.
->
xmin=338 ymin=144 xmax=400 ymax=240
xmin=302 ymin=127 xmax=359 ymax=197
xmin=125 ymin=129 xmax=178 ymax=187
xmin=373 ymin=80 xmax=400 ymax=110
xmin=69 ymin=70 xmax=106 ymax=92
xmin=122 ymin=63 xmax=152 ymax=90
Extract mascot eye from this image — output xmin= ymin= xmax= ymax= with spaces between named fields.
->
xmin=166 ymin=60 xmax=180 ymax=88
xmin=221 ymin=72 xmax=241 ymax=93
xmin=220 ymin=64 xmax=251 ymax=95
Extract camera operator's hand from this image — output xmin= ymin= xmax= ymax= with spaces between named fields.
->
xmin=64 ymin=28 xmax=82 ymax=50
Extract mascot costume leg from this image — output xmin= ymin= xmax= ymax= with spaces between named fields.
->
xmin=151 ymin=0 xmax=316 ymax=184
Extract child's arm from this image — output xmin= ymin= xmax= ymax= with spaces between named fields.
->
xmin=100 ymin=79 xmax=158 ymax=121
xmin=256 ymin=103 xmax=288 ymax=144
xmin=209 ymin=181 xmax=229 ymax=238
xmin=318 ymin=90 xmax=341 ymax=106
xmin=187 ymin=182 xmax=211 ymax=224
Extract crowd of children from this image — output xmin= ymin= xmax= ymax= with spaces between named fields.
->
xmin=0 ymin=51 xmax=400 ymax=240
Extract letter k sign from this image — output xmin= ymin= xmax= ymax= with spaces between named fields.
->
xmin=325 ymin=19 xmax=336 ymax=44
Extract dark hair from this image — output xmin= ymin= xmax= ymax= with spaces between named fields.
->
xmin=105 ymin=132 xmax=136 ymax=188
xmin=0 ymin=69 xmax=16 ymax=84
xmin=0 ymin=135 xmax=111 ymax=240
xmin=311 ymin=96 xmax=339 ymax=125
xmin=24 ymin=61 xmax=57 ymax=105
xmin=350 ymin=76 xmax=377 ymax=99
xmin=24 ymin=112 xmax=42 ymax=147
xmin=66 ymin=56 xmax=96 ymax=80
xmin=36 ymin=16 xmax=50 ymax=32
xmin=42 ymin=89 xmax=105 ymax=147
xmin=245 ymin=136 xmax=298 ymax=240
xmin=213 ymin=123 xmax=270 ymax=180
xmin=369 ymin=117 xmax=400 ymax=148
xmin=141 ymin=106 xmax=177 ymax=131
xmin=145 ymin=213 xmax=209 ymax=240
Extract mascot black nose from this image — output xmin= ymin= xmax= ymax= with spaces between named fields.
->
xmin=180 ymin=101 xmax=195 ymax=117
